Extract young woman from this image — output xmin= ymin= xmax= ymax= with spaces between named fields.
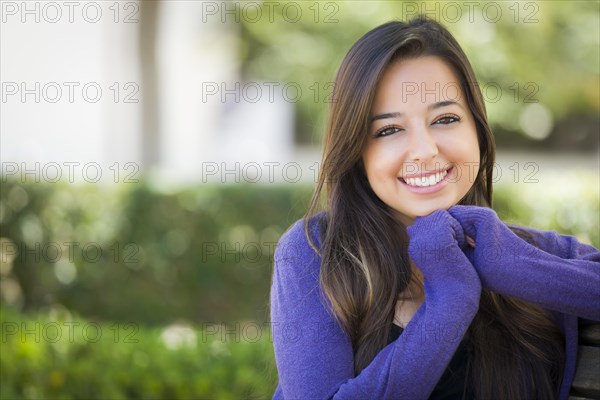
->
xmin=270 ymin=16 xmax=600 ymax=400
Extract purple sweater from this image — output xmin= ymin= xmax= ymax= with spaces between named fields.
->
xmin=270 ymin=211 xmax=600 ymax=399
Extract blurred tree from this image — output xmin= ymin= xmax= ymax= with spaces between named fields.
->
xmin=238 ymin=1 xmax=599 ymax=150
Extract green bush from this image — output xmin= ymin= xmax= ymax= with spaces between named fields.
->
xmin=0 ymin=181 xmax=313 ymax=325
xmin=1 ymin=307 xmax=277 ymax=399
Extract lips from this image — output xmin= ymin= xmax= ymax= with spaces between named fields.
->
xmin=400 ymin=167 xmax=452 ymax=187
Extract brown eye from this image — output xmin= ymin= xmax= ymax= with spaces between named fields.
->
xmin=375 ymin=126 xmax=403 ymax=137
xmin=434 ymin=115 xmax=461 ymax=125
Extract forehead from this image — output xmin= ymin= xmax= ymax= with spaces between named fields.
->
xmin=372 ymin=56 xmax=464 ymax=108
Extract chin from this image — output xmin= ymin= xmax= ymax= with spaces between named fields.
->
xmin=413 ymin=205 xmax=451 ymax=217
xmin=393 ymin=202 xmax=455 ymax=224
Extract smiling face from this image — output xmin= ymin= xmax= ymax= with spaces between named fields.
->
xmin=362 ymin=56 xmax=480 ymax=226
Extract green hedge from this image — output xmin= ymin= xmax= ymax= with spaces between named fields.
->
xmin=0 ymin=307 xmax=277 ymax=399
xmin=1 ymin=181 xmax=312 ymax=325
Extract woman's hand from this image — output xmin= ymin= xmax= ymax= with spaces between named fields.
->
xmin=447 ymin=205 xmax=600 ymax=321
xmin=447 ymin=205 xmax=521 ymax=271
xmin=407 ymin=209 xmax=469 ymax=267
xmin=406 ymin=209 xmax=481 ymax=305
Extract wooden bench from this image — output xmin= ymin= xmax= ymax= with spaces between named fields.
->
xmin=569 ymin=323 xmax=600 ymax=399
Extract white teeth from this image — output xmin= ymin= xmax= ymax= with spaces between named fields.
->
xmin=404 ymin=169 xmax=448 ymax=187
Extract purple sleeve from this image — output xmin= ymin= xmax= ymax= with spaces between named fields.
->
xmin=484 ymin=226 xmax=600 ymax=321
xmin=270 ymin=218 xmax=480 ymax=400
xmin=528 ymin=228 xmax=600 ymax=263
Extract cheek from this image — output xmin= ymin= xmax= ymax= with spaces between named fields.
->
xmin=363 ymin=148 xmax=388 ymax=190
xmin=439 ymin=133 xmax=480 ymax=185
xmin=363 ymin=142 xmax=405 ymax=176
xmin=439 ymin=130 xmax=480 ymax=161
xmin=364 ymin=158 xmax=393 ymax=187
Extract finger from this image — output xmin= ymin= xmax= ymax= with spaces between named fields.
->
xmin=466 ymin=236 xmax=476 ymax=248
xmin=447 ymin=207 xmax=479 ymax=238
xmin=451 ymin=214 xmax=478 ymax=238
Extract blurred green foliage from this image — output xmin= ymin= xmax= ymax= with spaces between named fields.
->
xmin=238 ymin=1 xmax=599 ymax=147
xmin=0 ymin=181 xmax=311 ymax=325
xmin=0 ymin=307 xmax=277 ymax=399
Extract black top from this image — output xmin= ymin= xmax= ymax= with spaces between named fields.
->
xmin=389 ymin=324 xmax=474 ymax=400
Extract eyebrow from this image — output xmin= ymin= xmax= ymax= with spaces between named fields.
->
xmin=370 ymin=100 xmax=463 ymax=122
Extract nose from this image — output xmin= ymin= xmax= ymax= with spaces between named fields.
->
xmin=406 ymin=126 xmax=439 ymax=162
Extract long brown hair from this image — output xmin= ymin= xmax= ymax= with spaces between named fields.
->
xmin=305 ymin=17 xmax=564 ymax=399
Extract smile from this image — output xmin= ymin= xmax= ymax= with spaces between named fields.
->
xmin=401 ymin=168 xmax=450 ymax=187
